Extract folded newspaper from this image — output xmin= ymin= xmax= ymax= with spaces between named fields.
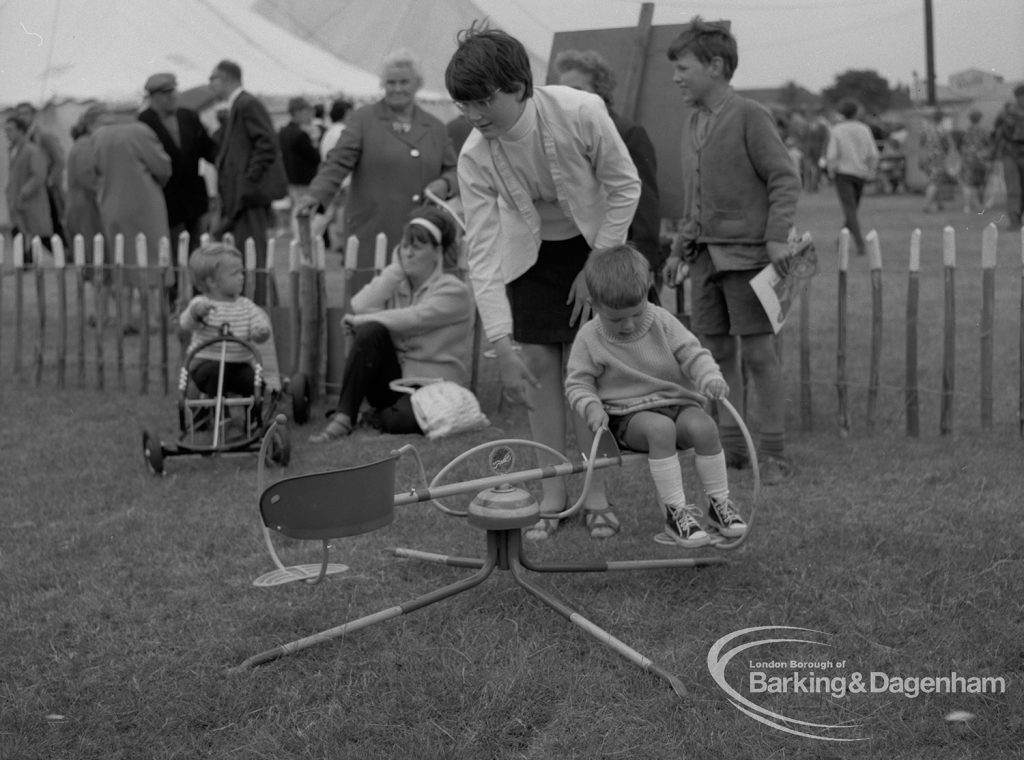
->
xmin=749 ymin=232 xmax=817 ymax=334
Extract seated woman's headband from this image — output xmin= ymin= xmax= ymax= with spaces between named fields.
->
xmin=408 ymin=217 xmax=442 ymax=245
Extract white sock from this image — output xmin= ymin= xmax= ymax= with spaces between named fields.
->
xmin=648 ymin=454 xmax=686 ymax=508
xmin=695 ymin=451 xmax=729 ymax=502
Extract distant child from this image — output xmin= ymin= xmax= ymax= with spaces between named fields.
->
xmin=566 ymin=246 xmax=747 ymax=547
xmin=180 ymin=243 xmax=271 ymax=398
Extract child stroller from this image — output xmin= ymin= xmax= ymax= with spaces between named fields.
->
xmin=141 ymin=323 xmax=310 ymax=475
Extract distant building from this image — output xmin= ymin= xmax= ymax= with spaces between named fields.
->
xmin=910 ymin=68 xmax=1022 ymax=130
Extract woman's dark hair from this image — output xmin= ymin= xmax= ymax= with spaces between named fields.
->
xmin=403 ymin=205 xmax=460 ymax=268
xmin=445 ymin=21 xmax=533 ymax=103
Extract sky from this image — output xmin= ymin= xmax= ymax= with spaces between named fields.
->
xmin=473 ymin=0 xmax=1024 ymax=93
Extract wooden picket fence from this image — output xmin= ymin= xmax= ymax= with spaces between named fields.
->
xmin=0 ymin=226 xmax=392 ymax=399
xmin=789 ymin=221 xmax=1024 ymax=438
xmin=4 ymin=222 xmax=1024 ymax=438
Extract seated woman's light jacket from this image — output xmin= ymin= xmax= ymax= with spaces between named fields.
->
xmin=349 ymin=261 xmax=474 ymax=385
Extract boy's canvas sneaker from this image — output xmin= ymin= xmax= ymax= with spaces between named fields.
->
xmin=707 ymin=496 xmax=747 ymax=538
xmin=663 ymin=504 xmax=711 ymax=548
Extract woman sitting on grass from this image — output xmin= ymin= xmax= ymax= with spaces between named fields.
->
xmin=309 ymin=205 xmax=475 ymax=442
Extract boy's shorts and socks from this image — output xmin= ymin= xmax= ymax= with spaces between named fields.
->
xmin=649 ymin=451 xmax=747 ymax=548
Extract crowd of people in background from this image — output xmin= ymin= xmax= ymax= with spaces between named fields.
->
xmin=6 ymin=41 xmax=1022 ymax=307
xmin=769 ymin=83 xmax=1024 ymax=231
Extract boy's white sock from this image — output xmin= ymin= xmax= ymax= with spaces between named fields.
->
xmin=695 ymin=451 xmax=729 ymax=502
xmin=648 ymin=454 xmax=686 ymax=508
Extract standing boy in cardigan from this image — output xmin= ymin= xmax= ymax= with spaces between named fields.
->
xmin=566 ymin=246 xmax=747 ymax=546
xmin=663 ymin=17 xmax=801 ymax=484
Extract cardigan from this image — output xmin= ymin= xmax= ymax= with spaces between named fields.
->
xmin=679 ymin=91 xmax=800 ymax=265
xmin=565 ymin=304 xmax=723 ymax=417
xmin=458 ymin=85 xmax=640 ymax=342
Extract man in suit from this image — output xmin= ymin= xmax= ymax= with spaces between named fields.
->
xmin=138 ymin=72 xmax=218 ymax=256
xmin=208 ymin=59 xmax=287 ymax=305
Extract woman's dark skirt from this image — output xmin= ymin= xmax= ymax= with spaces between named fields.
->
xmin=506 ymin=235 xmax=589 ymax=345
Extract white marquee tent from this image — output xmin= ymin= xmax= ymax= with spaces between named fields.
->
xmin=0 ymin=0 xmax=385 ymax=106
xmin=0 ymin=0 xmax=396 ymax=229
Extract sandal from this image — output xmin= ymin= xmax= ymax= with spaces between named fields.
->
xmin=584 ymin=508 xmax=621 ymax=540
xmin=523 ymin=516 xmax=560 ymax=541
xmin=308 ymin=413 xmax=353 ymax=443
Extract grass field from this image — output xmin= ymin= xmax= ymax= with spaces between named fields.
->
xmin=2 ymin=191 xmax=1023 ymax=759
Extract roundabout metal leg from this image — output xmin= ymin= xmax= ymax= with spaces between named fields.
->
xmin=229 ymin=533 xmax=499 ymax=673
xmin=518 ymin=547 xmax=729 ymax=574
xmin=504 ymin=532 xmax=688 ymax=697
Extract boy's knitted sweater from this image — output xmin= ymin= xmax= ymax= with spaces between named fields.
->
xmin=565 ymin=304 xmax=724 ymax=417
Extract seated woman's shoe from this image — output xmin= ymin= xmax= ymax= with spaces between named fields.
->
xmin=308 ymin=413 xmax=353 ymax=443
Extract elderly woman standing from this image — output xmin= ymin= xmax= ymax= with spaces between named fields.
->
xmin=297 ymin=50 xmax=458 ymax=291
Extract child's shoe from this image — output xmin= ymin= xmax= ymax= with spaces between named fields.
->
xmin=663 ymin=503 xmax=711 ymax=548
xmin=707 ymin=496 xmax=747 ymax=538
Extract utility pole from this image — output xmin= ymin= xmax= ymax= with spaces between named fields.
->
xmin=924 ymin=0 xmax=936 ymax=105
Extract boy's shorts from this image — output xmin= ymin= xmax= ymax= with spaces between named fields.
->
xmin=688 ymin=249 xmax=773 ymax=337
xmin=608 ymin=402 xmax=709 ymax=451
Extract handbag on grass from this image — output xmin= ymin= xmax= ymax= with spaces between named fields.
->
xmin=389 ymin=378 xmax=489 ymax=440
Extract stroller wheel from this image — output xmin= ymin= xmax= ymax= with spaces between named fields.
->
xmin=289 ymin=372 xmax=312 ymax=425
xmin=142 ymin=430 xmax=165 ymax=476
xmin=265 ymin=424 xmax=291 ymax=467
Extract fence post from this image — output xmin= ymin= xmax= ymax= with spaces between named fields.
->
xmin=374 ymin=232 xmax=388 ymax=275
xmin=31 ymin=237 xmax=46 ymax=387
xmin=114 ymin=233 xmax=126 ymax=390
xmin=93 ymin=234 xmax=107 ymax=390
xmin=979 ymin=223 xmax=997 ymax=430
xmin=136 ymin=233 xmax=150 ymax=395
xmin=315 ymin=234 xmax=329 ymax=389
xmin=53 ymin=236 xmax=68 ymax=389
xmin=905 ymin=229 xmax=921 ymax=438
xmin=176 ymin=232 xmax=192 ymax=367
xmin=13 ymin=235 xmax=25 ymax=380
xmin=288 ymin=239 xmax=301 ymax=376
xmin=158 ymin=237 xmax=172 ymax=395
xmin=266 ymin=236 xmax=278 ymax=309
xmin=836 ymin=228 xmax=851 ymax=437
xmin=296 ymin=215 xmax=321 ymax=401
xmin=73 ymin=235 xmax=87 ymax=388
xmin=865 ymin=230 xmax=883 ymax=433
xmin=940 ymin=226 xmax=956 ymax=435
xmin=244 ymin=236 xmax=257 ymax=302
